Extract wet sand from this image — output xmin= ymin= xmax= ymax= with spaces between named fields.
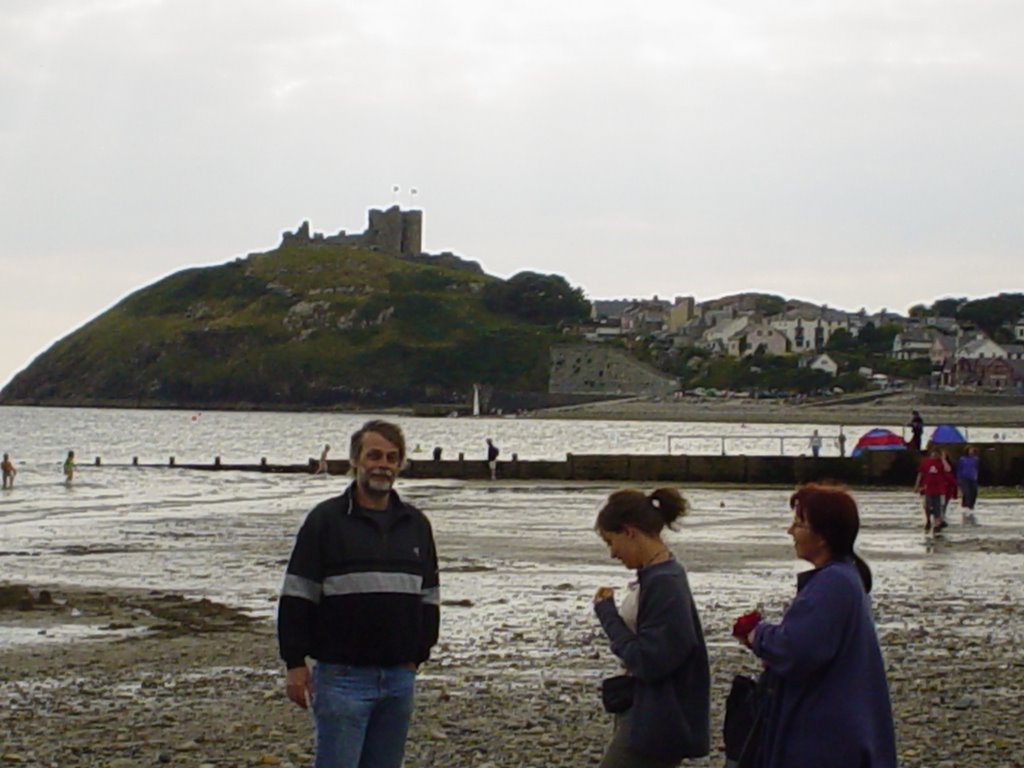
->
xmin=528 ymin=391 xmax=1024 ymax=429
xmin=3 ymin=515 xmax=1024 ymax=767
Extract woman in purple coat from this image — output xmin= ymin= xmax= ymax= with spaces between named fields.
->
xmin=740 ymin=484 xmax=897 ymax=768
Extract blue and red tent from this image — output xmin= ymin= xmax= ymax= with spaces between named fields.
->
xmin=851 ymin=428 xmax=907 ymax=457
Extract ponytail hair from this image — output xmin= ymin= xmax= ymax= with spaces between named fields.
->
xmin=850 ymin=553 xmax=873 ymax=595
xmin=790 ymin=483 xmax=873 ymax=593
xmin=595 ymin=487 xmax=688 ymax=536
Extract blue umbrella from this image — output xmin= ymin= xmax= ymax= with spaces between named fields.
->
xmin=929 ymin=424 xmax=966 ymax=444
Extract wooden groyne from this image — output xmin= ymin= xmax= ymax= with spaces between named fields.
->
xmin=102 ymin=442 xmax=1024 ymax=486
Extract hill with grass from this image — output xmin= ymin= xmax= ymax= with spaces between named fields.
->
xmin=1 ymin=242 xmax=590 ymax=409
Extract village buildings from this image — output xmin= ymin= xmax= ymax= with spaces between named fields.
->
xmin=584 ymin=292 xmax=1024 ymax=393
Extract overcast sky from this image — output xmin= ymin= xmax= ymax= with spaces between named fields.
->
xmin=2 ymin=0 xmax=1022 ymax=388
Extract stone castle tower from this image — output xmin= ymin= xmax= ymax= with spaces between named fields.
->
xmin=280 ymin=205 xmax=422 ymax=257
xmin=366 ymin=207 xmax=422 ymax=257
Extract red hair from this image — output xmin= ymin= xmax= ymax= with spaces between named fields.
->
xmin=790 ymin=483 xmax=872 ymax=593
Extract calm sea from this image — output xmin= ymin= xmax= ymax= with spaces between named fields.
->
xmin=2 ymin=404 xmax=1019 ymax=466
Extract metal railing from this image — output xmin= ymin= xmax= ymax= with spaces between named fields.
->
xmin=667 ymin=434 xmax=844 ymax=456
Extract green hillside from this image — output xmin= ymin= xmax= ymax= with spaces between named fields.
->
xmin=1 ymin=244 xmax=587 ymax=408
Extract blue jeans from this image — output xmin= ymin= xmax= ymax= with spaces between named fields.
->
xmin=310 ymin=662 xmax=416 ymax=768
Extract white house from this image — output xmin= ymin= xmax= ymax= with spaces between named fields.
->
xmin=701 ymin=306 xmax=736 ymax=328
xmin=956 ymin=335 xmax=1007 ymax=360
xmin=769 ymin=309 xmax=856 ymax=353
xmin=591 ymin=300 xmax=634 ymax=323
xmin=921 ymin=316 xmax=959 ymax=333
xmin=704 ymin=316 xmax=751 ymax=348
xmin=801 ymin=353 xmax=840 ymax=377
xmin=621 ymin=299 xmax=670 ymax=333
xmin=892 ymin=327 xmax=939 ymax=360
xmin=583 ymin=326 xmax=624 ymax=342
xmin=728 ymin=324 xmax=789 ymax=357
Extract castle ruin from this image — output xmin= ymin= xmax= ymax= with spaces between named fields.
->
xmin=281 ymin=206 xmax=423 ymax=257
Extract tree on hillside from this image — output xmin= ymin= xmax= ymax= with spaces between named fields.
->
xmin=753 ymin=294 xmax=787 ymax=316
xmin=932 ymin=297 xmax=967 ymax=317
xmin=834 ymin=372 xmax=869 ymax=392
xmin=856 ymin=322 xmax=900 ymax=354
xmin=908 ymin=304 xmax=929 ymax=318
xmin=872 ymin=357 xmax=933 ymax=380
xmin=661 ymin=346 xmax=710 ymax=385
xmin=956 ymin=293 xmax=1024 ymax=340
xmin=482 ymin=271 xmax=591 ymax=325
xmin=825 ymin=328 xmax=857 ymax=353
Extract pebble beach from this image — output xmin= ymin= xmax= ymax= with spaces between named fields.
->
xmin=3 ymin=478 xmax=1024 ymax=767
xmin=2 ymin=402 xmax=1023 ymax=767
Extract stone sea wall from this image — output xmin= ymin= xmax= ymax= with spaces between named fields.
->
xmin=173 ymin=442 xmax=1020 ymax=485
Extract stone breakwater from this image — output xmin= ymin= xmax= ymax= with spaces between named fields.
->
xmin=2 ymin=573 xmax=1023 ymax=767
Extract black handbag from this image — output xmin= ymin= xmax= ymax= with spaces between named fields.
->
xmin=600 ymin=674 xmax=635 ymax=713
xmin=724 ymin=673 xmax=771 ymax=768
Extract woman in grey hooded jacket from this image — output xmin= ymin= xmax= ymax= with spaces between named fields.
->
xmin=593 ymin=487 xmax=710 ymax=768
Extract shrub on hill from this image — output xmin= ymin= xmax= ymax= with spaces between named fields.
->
xmin=482 ymin=271 xmax=590 ymax=325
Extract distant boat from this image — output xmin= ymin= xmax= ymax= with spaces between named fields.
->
xmin=472 ymin=384 xmax=481 ymax=417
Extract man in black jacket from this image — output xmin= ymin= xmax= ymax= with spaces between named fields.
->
xmin=278 ymin=419 xmax=440 ymax=768
xmin=908 ymin=410 xmax=924 ymax=451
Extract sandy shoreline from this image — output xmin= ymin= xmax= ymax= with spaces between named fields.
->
xmin=4 ymin=520 xmax=1024 ymax=767
xmin=526 ymin=392 xmax=1024 ymax=428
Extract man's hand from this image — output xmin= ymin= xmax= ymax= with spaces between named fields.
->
xmin=285 ymin=666 xmax=312 ymax=709
xmin=593 ymin=586 xmax=614 ymax=604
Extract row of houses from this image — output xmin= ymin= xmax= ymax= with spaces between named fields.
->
xmin=586 ymin=294 xmax=1024 ymax=390
xmin=589 ymin=295 xmax=913 ymax=356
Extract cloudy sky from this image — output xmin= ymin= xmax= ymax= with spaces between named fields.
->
xmin=1 ymin=0 xmax=1022 ymax=387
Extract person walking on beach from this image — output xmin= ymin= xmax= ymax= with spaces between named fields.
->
xmin=277 ymin=420 xmax=440 ymax=768
xmin=1 ymin=453 xmax=15 ymax=489
xmin=486 ymin=438 xmax=499 ymax=480
xmin=956 ymin=446 xmax=981 ymax=525
xmin=940 ymin=450 xmax=958 ymax=525
xmin=314 ymin=444 xmax=330 ymax=475
xmin=808 ymin=429 xmax=823 ymax=458
xmin=907 ymin=410 xmax=924 ymax=451
xmin=63 ymin=450 xmax=75 ymax=486
xmin=736 ymin=484 xmax=897 ymax=768
xmin=592 ymin=487 xmax=710 ymax=767
xmin=914 ymin=447 xmax=948 ymax=533
xmin=836 ymin=427 xmax=847 ymax=458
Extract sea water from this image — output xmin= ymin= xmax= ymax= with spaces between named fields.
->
xmin=1 ymin=406 xmax=1022 ymax=653
xmin=2 ymin=405 xmax=1020 ymax=467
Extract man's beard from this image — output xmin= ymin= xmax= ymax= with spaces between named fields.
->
xmin=358 ymin=469 xmax=394 ymax=497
